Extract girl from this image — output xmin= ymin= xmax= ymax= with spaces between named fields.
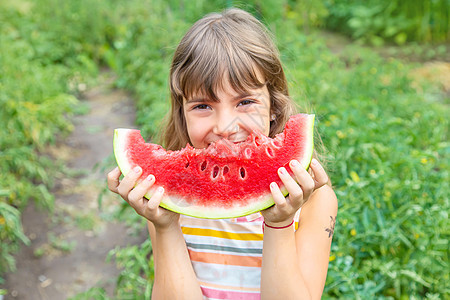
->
xmin=108 ymin=8 xmax=337 ymax=300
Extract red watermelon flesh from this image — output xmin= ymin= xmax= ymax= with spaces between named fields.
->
xmin=113 ymin=113 xmax=315 ymax=219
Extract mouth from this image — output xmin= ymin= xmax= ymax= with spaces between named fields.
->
xmin=207 ymin=139 xmax=245 ymax=147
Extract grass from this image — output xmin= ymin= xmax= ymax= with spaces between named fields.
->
xmin=0 ymin=0 xmax=448 ymax=298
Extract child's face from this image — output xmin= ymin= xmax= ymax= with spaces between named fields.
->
xmin=183 ymin=79 xmax=271 ymax=149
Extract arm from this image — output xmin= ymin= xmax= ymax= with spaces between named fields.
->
xmin=294 ymin=185 xmax=337 ymax=299
xmin=107 ymin=167 xmax=202 ymax=299
xmin=148 ymin=221 xmax=203 ymax=299
xmin=260 ymin=160 xmax=337 ymax=300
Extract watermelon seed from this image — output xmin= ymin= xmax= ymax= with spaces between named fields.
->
xmin=254 ymin=137 xmax=262 ymax=146
xmin=213 ymin=166 xmax=220 ymax=178
xmin=244 ymin=148 xmax=252 ymax=159
xmin=185 ymin=161 xmax=190 ymax=168
xmin=271 ymin=139 xmax=282 ymax=148
xmin=239 ymin=167 xmax=246 ymax=179
xmin=266 ymin=147 xmax=274 ymax=158
xmin=201 ymin=160 xmax=207 ymax=171
xmin=223 ymin=166 xmax=229 ymax=175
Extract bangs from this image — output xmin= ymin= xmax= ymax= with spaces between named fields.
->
xmin=171 ymin=20 xmax=267 ymax=103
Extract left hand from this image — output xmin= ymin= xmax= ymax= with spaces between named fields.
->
xmin=261 ymin=158 xmax=329 ymax=227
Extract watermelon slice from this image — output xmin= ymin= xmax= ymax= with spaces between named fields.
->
xmin=113 ymin=113 xmax=315 ymax=219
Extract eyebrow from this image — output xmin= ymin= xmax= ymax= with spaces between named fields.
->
xmin=185 ymin=93 xmax=256 ymax=104
xmin=185 ymin=98 xmax=211 ymax=104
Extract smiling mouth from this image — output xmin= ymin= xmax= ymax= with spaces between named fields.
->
xmin=207 ymin=139 xmax=245 ymax=147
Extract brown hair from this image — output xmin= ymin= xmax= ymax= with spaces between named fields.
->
xmin=161 ymin=8 xmax=299 ymax=150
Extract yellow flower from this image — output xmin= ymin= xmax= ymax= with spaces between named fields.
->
xmin=414 ymin=233 xmax=420 ymax=239
xmin=370 ymin=169 xmax=376 ymax=175
xmin=336 ymin=130 xmax=346 ymax=139
xmin=0 ymin=217 xmax=5 ymax=225
xmin=23 ymin=101 xmax=38 ymax=111
xmin=420 ymin=158 xmax=428 ymax=164
xmin=325 ymin=121 xmax=331 ymax=127
xmin=350 ymin=171 xmax=360 ymax=183
xmin=329 ymin=255 xmax=336 ymax=262
xmin=384 ymin=191 xmax=392 ymax=198
xmin=350 ymin=229 xmax=357 ymax=236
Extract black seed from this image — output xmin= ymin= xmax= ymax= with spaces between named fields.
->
xmin=240 ymin=167 xmax=246 ymax=179
xmin=213 ymin=166 xmax=219 ymax=178
xmin=201 ymin=161 xmax=207 ymax=171
xmin=223 ymin=166 xmax=229 ymax=175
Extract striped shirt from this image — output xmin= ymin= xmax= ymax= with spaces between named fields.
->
xmin=179 ymin=210 xmax=301 ymax=300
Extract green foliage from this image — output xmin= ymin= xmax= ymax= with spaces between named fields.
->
xmin=274 ymin=20 xmax=449 ymax=298
xmin=0 ymin=0 xmax=116 ymax=282
xmin=323 ymin=0 xmax=450 ymax=44
xmin=106 ymin=239 xmax=154 ymax=299
xmin=0 ymin=202 xmax=29 ymax=272
xmin=286 ymin=0 xmax=330 ymax=30
xmin=69 ymin=287 xmax=111 ymax=300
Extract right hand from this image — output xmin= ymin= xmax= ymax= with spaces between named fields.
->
xmin=107 ymin=166 xmax=179 ymax=229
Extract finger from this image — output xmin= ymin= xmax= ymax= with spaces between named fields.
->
xmin=309 ymin=159 xmax=329 ymax=189
xmin=117 ymin=166 xmax=142 ymax=197
xmin=290 ymin=160 xmax=315 ymax=198
xmin=128 ymin=174 xmax=155 ymax=204
xmin=277 ymin=167 xmax=303 ymax=203
xmin=270 ymin=182 xmax=287 ymax=209
xmin=107 ymin=167 xmax=121 ymax=193
xmin=145 ymin=186 xmax=165 ymax=212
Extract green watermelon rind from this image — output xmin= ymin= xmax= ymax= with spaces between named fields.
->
xmin=113 ymin=114 xmax=315 ymax=219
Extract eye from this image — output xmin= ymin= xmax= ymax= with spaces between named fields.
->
xmin=238 ymin=99 xmax=255 ymax=106
xmin=193 ymin=104 xmax=211 ymax=110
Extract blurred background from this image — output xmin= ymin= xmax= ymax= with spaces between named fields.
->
xmin=0 ymin=0 xmax=448 ymax=299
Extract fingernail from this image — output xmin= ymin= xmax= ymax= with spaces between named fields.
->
xmin=311 ymin=159 xmax=318 ymax=165
xmin=134 ymin=166 xmax=141 ymax=173
xmin=157 ymin=186 xmax=164 ymax=193
xmin=279 ymin=167 xmax=286 ymax=175
xmin=146 ymin=174 xmax=154 ymax=182
xmin=270 ymin=182 xmax=277 ymax=189
xmin=290 ymin=160 xmax=299 ymax=167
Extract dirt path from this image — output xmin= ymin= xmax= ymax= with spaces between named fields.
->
xmin=2 ymin=74 xmax=147 ymax=299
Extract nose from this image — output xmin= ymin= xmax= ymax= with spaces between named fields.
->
xmin=212 ymin=112 xmax=240 ymax=137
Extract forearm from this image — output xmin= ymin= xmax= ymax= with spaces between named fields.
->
xmin=152 ymin=224 xmax=202 ymax=299
xmin=260 ymin=226 xmax=311 ymax=300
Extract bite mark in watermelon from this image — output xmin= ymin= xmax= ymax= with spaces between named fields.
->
xmin=113 ymin=113 xmax=315 ymax=219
